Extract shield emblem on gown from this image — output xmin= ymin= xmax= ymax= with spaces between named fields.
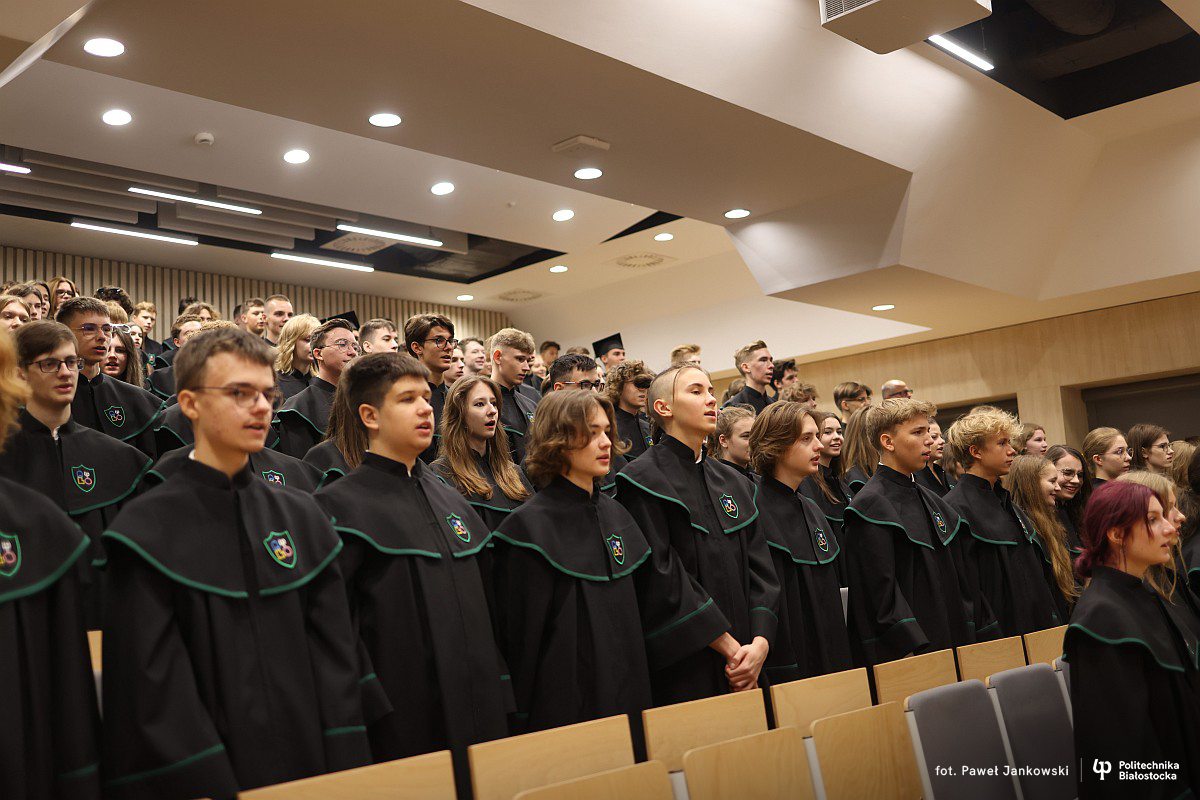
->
xmin=72 ymin=465 xmax=96 ymax=493
xmin=446 ymin=514 xmax=471 ymax=543
xmin=0 ymin=532 xmax=20 ymax=578
xmin=263 ymin=531 xmax=297 ymax=569
xmin=719 ymin=493 xmax=739 ymax=518
xmin=104 ymin=405 xmax=126 ymax=427
xmin=606 ymin=533 xmax=625 ymax=565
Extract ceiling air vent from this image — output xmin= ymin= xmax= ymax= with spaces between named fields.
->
xmin=321 ymin=232 xmax=393 ymax=255
xmin=609 ymin=252 xmax=675 ymax=269
xmin=497 ymin=289 xmax=543 ymax=302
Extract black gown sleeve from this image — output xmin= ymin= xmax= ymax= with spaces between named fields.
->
xmin=333 ymin=539 xmax=395 ymax=727
xmin=491 ymin=543 xmax=557 ymax=726
xmin=744 ymin=519 xmax=781 ymax=645
xmin=845 ymin=516 xmax=928 ymax=663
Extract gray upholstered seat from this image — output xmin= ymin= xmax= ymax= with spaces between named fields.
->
xmin=988 ymin=664 xmax=1076 ymax=800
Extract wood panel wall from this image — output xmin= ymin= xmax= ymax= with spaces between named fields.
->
xmin=1 ymin=246 xmax=510 ymax=344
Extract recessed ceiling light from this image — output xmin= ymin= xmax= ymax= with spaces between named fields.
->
xmin=128 ymin=187 xmax=262 ymax=214
xmin=552 ymin=209 xmax=575 ymax=222
xmin=368 ymin=113 xmax=402 ymax=127
xmin=0 ymin=162 xmax=31 ymax=174
xmin=724 ymin=208 xmax=750 ymax=219
xmin=71 ymin=219 xmax=197 ymax=245
xmin=927 ymin=35 xmax=994 ymax=72
xmin=872 ymin=304 xmax=896 ymax=311
xmin=102 ymin=109 xmax=132 ymax=126
xmin=457 ymin=294 xmax=474 ymax=302
xmin=574 ymin=167 xmax=603 ymax=180
xmin=654 ymin=232 xmax=674 ymax=242
xmin=336 ymin=223 xmax=443 ymax=248
xmin=84 ymin=38 xmax=125 ymax=57
xmin=549 ymin=265 xmax=569 ymax=273
xmin=430 ymin=182 xmax=455 ymax=195
xmin=283 ymin=149 xmax=310 ymax=164
xmin=271 ymin=252 xmax=373 ymax=272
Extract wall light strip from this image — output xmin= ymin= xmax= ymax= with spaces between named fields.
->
xmin=336 ymin=223 xmax=443 ymax=248
xmin=928 ymin=35 xmax=993 ymax=71
xmin=0 ymin=162 xmax=31 ymax=174
xmin=271 ymin=251 xmax=374 ymax=273
xmin=128 ymin=186 xmax=262 ymax=214
xmin=70 ymin=219 xmax=198 ymax=246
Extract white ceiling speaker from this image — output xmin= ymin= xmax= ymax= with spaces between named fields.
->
xmin=820 ymin=0 xmax=991 ymax=54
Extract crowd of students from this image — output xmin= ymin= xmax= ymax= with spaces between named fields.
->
xmin=1 ymin=281 xmax=1198 ymax=799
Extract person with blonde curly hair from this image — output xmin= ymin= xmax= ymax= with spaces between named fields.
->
xmin=603 ymin=359 xmax=655 ymax=459
xmin=945 ymin=406 xmax=1061 ymax=636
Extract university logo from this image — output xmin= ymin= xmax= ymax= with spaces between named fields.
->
xmin=72 ymin=465 xmax=96 ymax=493
xmin=606 ymin=533 xmax=625 ymax=565
xmin=104 ymin=405 xmax=125 ymax=427
xmin=263 ymin=531 xmax=297 ymax=569
xmin=261 ymin=470 xmax=286 ymax=486
xmin=644 ymin=435 xmax=653 ymax=447
xmin=526 ymin=411 xmax=535 ymax=421
xmin=932 ymin=511 xmax=947 ymax=535
xmin=1093 ymin=760 xmax=1112 ymax=781
xmin=0 ymin=532 xmax=20 ymax=578
xmin=815 ymin=528 xmax=829 ymax=552
xmin=446 ymin=513 xmax=471 ymax=543
xmin=719 ymin=494 xmax=739 ymax=518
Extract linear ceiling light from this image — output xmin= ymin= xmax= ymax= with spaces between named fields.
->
xmin=128 ymin=186 xmax=262 ymax=214
xmin=271 ymin=251 xmax=374 ymax=272
xmin=0 ymin=162 xmax=31 ymax=174
xmin=71 ymin=219 xmax=198 ymax=245
xmin=335 ymin=223 xmax=443 ymax=248
xmin=928 ymin=35 xmax=994 ymax=71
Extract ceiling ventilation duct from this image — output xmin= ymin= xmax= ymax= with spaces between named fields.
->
xmin=820 ymin=0 xmax=991 ymax=54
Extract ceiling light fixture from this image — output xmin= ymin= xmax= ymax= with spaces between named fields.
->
xmin=271 ymin=252 xmax=374 ymax=272
xmin=457 ymin=294 xmax=474 ymax=301
xmin=0 ymin=162 xmax=31 ymax=174
xmin=872 ymin=303 xmax=896 ymax=311
xmin=283 ymin=149 xmax=310 ymax=164
xmin=928 ymin=35 xmax=994 ymax=71
xmin=654 ymin=232 xmax=674 ymax=242
xmin=102 ymin=109 xmax=132 ymax=126
xmin=368 ymin=113 xmax=402 ymax=127
xmin=430 ymin=182 xmax=455 ymax=196
xmin=71 ymin=219 xmax=198 ymax=245
xmin=128 ymin=187 xmax=262 ymax=214
xmin=573 ymin=167 xmax=602 ymax=180
xmin=84 ymin=38 xmax=125 ymax=57
xmin=549 ymin=265 xmax=569 ymax=273
xmin=724 ymin=208 xmax=750 ymax=219
xmin=552 ymin=209 xmax=575 ymax=222
xmin=335 ymin=223 xmax=443 ymax=248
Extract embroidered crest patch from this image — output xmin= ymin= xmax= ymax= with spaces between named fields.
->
xmin=933 ymin=511 xmax=948 ymax=535
xmin=261 ymin=470 xmax=286 ymax=486
xmin=72 ymin=465 xmax=96 ymax=493
xmin=103 ymin=405 xmax=125 ymax=427
xmin=606 ymin=533 xmax=625 ymax=565
xmin=719 ymin=493 xmax=739 ymax=518
xmin=446 ymin=513 xmax=471 ymax=543
xmin=263 ymin=531 xmax=297 ymax=569
xmin=815 ymin=528 xmax=830 ymax=552
xmin=0 ymin=532 xmax=20 ymax=578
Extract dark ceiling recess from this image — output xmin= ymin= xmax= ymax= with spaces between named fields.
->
xmin=604 ymin=211 xmax=683 ymax=242
xmin=943 ymin=0 xmax=1200 ymax=118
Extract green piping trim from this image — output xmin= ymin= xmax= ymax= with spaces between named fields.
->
xmin=260 ymin=540 xmax=344 ymax=596
xmin=276 ymin=406 xmax=325 ymax=436
xmin=358 ymin=672 xmax=377 ymax=684
xmin=1067 ymin=622 xmax=1190 ymax=673
xmin=969 ymin=528 xmax=1019 ymax=547
xmin=335 ymin=525 xmax=440 ymax=559
xmin=722 ymin=482 xmax=761 ymax=533
xmin=467 ymin=498 xmax=519 ymax=515
xmin=324 ymin=726 xmax=368 ymax=737
xmin=118 ymin=401 xmax=166 ymax=443
xmin=645 ymin=597 xmax=715 ymax=641
xmin=977 ymin=620 xmax=1000 ymax=635
xmin=751 ymin=605 xmax=778 ymax=622
xmin=502 ymin=425 xmax=525 ymax=438
xmin=57 ymin=762 xmax=98 ymax=781
xmin=70 ymin=458 xmax=153 ymax=515
xmin=862 ymin=616 xmax=917 ymax=645
xmin=942 ymin=517 xmax=964 ymax=545
xmin=822 ymin=512 xmax=845 ymax=525
xmin=155 ymin=424 xmax=189 ymax=448
xmin=500 ymin=673 xmax=511 ymax=681
xmin=147 ymin=468 xmax=166 ymax=482
xmin=766 ymin=539 xmax=839 ymax=566
xmin=105 ymin=743 xmax=226 ymax=788
xmin=844 ymin=507 xmax=935 ymax=551
xmin=103 ymin=531 xmax=248 ymax=598
xmin=491 ymin=531 xmax=650 ymax=581
xmin=0 ymin=535 xmax=90 ymax=604
xmin=617 ymin=471 xmax=759 ymax=535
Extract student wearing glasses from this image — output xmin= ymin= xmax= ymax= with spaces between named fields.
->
xmin=488 ymin=328 xmax=539 ymax=463
xmin=1047 ymin=444 xmax=1091 ymax=555
xmin=47 ymin=274 xmax=78 ymax=317
xmin=1127 ymin=422 xmax=1175 ymax=476
xmin=275 ymin=318 xmax=358 ymax=458
xmin=1083 ymin=426 xmax=1133 ymax=485
xmin=880 ymin=379 xmax=913 ymax=400
xmin=403 ymin=313 xmax=457 ymax=463
xmin=55 ymin=296 xmax=164 ymax=459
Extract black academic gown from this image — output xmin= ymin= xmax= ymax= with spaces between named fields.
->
xmin=142 ymin=337 xmax=164 ymax=357
xmin=722 ymin=385 xmax=773 ymax=413
xmin=0 ymin=411 xmax=151 ymax=628
xmin=499 ymin=384 xmax=538 ymax=464
xmin=1056 ymin=503 xmax=1083 ymax=555
xmin=0 ymin=477 xmax=101 ymax=800
xmin=945 ymin=474 xmax=1062 ymax=636
xmin=844 ymin=465 xmax=997 ymax=666
xmin=304 ymin=440 xmax=351 ymax=487
xmin=757 ymin=478 xmax=853 ymax=682
xmin=147 ymin=365 xmax=174 ymax=400
xmin=1066 ymin=566 xmax=1200 ymax=799
xmin=101 ymin=460 xmax=370 ymax=799
xmin=148 ymin=446 xmax=323 ymax=493
xmin=616 ymin=435 xmax=780 ymax=704
xmin=419 ymin=381 xmax=448 ymax=464
xmin=429 ymin=452 xmax=533 ymax=533
xmin=914 ymin=463 xmax=954 ymax=497
xmin=314 ymin=455 xmax=509 ymax=797
xmin=277 ymin=368 xmax=311 ymax=401
xmin=845 ymin=465 xmax=871 ymax=497
xmin=72 ymin=371 xmax=164 ymax=459
xmin=614 ymin=407 xmax=652 ymax=460
xmin=799 ymin=464 xmax=852 ymax=585
xmin=274 ymin=377 xmax=336 ymax=459
xmin=1185 ymin=535 xmax=1200 ymax=608
xmin=493 ymin=476 xmax=677 ymax=733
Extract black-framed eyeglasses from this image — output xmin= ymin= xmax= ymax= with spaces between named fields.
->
xmin=26 ymin=356 xmax=83 ymax=373
xmin=75 ymin=323 xmax=114 ymax=336
xmin=562 ymin=380 xmax=604 ymax=391
xmin=318 ymin=339 xmax=360 ymax=354
xmin=423 ymin=336 xmax=459 ymax=350
xmin=193 ymin=385 xmax=283 ymax=409
xmin=54 ymin=289 xmax=76 ymax=298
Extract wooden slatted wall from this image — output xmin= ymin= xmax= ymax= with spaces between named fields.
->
xmin=1 ymin=246 xmax=510 ymax=343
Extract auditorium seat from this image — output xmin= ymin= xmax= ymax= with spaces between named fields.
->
xmin=237 ymin=750 xmax=455 ymax=799
xmin=987 ymin=665 xmax=1076 ymax=800
xmin=682 ymin=727 xmax=815 ymax=800
xmin=469 ymin=715 xmax=635 ymax=800
xmin=873 ymin=648 xmax=958 ymax=705
xmin=642 ymin=689 xmax=768 ymax=772
xmin=811 ymin=702 xmax=922 ymax=800
xmin=956 ymin=636 xmax=1026 ymax=683
xmin=513 ymin=761 xmax=673 ymax=800
xmin=770 ymin=667 xmax=872 ymax=736
xmin=1023 ymin=625 xmax=1068 ymax=666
